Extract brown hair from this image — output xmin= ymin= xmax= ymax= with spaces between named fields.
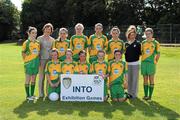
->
xmin=79 ymin=50 xmax=86 ymax=56
xmin=27 ymin=26 xmax=37 ymax=34
xmin=97 ymin=50 xmax=106 ymax=55
xmin=42 ymin=23 xmax=54 ymax=33
xmin=51 ymin=48 xmax=59 ymax=57
xmin=114 ymin=49 xmax=122 ymax=55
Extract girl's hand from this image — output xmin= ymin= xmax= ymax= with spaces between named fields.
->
xmin=100 ymin=74 xmax=109 ymax=79
xmin=55 ymin=82 xmax=60 ymax=87
xmin=50 ymin=83 xmax=55 ymax=88
xmin=100 ymin=74 xmax=105 ymax=79
xmin=123 ymin=80 xmax=128 ymax=89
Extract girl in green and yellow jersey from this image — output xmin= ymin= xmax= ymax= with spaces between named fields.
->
xmin=108 ymin=50 xmax=128 ymax=102
xmin=22 ymin=27 xmax=40 ymax=101
xmin=53 ymin=28 xmax=70 ymax=62
xmin=45 ymin=49 xmax=61 ymax=96
xmin=70 ymin=23 xmax=88 ymax=62
xmin=88 ymin=23 xmax=108 ymax=63
xmin=107 ymin=26 xmax=124 ymax=62
xmin=141 ymin=28 xmax=160 ymax=100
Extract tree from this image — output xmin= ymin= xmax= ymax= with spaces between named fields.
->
xmin=21 ymin=0 xmax=109 ymax=36
xmin=0 ymin=0 xmax=20 ymax=41
xmin=106 ymin=0 xmax=144 ymax=26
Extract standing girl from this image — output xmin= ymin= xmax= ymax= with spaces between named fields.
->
xmin=22 ymin=27 xmax=40 ymax=100
xmin=53 ymin=27 xmax=70 ymax=62
xmin=141 ymin=28 xmax=160 ymax=100
xmin=70 ymin=23 xmax=88 ymax=62
xmin=107 ymin=26 xmax=124 ymax=62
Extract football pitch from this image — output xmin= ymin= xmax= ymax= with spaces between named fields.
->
xmin=0 ymin=43 xmax=180 ymax=120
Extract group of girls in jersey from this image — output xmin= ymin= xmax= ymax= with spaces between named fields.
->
xmin=22 ymin=22 xmax=160 ymax=102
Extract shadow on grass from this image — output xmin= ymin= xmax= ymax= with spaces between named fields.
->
xmin=129 ymin=98 xmax=180 ymax=120
xmin=13 ymin=98 xmax=134 ymax=119
xmin=13 ymin=98 xmax=180 ymax=119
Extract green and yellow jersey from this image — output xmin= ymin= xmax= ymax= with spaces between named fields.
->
xmin=76 ymin=62 xmax=91 ymax=74
xmin=91 ymin=61 xmax=108 ymax=79
xmin=22 ymin=39 xmax=40 ymax=63
xmin=53 ymin=39 xmax=70 ymax=61
xmin=108 ymin=60 xmax=127 ymax=86
xmin=91 ymin=61 xmax=109 ymax=96
xmin=88 ymin=34 xmax=108 ymax=57
xmin=60 ymin=61 xmax=79 ymax=74
xmin=141 ymin=39 xmax=160 ymax=63
xmin=107 ymin=39 xmax=124 ymax=61
xmin=45 ymin=60 xmax=61 ymax=81
xmin=70 ymin=35 xmax=88 ymax=61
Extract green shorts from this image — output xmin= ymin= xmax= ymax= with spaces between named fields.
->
xmin=110 ymin=84 xmax=125 ymax=99
xmin=141 ymin=61 xmax=156 ymax=76
xmin=48 ymin=79 xmax=60 ymax=95
xmin=24 ymin=58 xmax=39 ymax=75
xmin=89 ymin=56 xmax=98 ymax=64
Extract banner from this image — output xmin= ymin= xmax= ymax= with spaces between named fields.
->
xmin=60 ymin=74 xmax=104 ymax=102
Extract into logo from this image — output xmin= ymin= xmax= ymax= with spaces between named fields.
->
xmin=63 ymin=77 xmax=72 ymax=89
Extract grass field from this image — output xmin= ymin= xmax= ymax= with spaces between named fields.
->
xmin=0 ymin=43 xmax=180 ymax=120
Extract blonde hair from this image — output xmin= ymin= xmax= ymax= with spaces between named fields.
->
xmin=145 ymin=27 xmax=153 ymax=34
xmin=75 ymin=23 xmax=84 ymax=30
xmin=95 ymin=23 xmax=103 ymax=28
xmin=59 ymin=27 xmax=68 ymax=34
xmin=66 ymin=49 xmax=73 ymax=55
xmin=126 ymin=29 xmax=136 ymax=39
xmin=110 ymin=26 xmax=120 ymax=34
xmin=127 ymin=25 xmax=136 ymax=32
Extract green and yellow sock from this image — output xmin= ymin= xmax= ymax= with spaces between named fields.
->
xmin=144 ymin=84 xmax=149 ymax=97
xmin=30 ymin=82 xmax=35 ymax=96
xmin=149 ymin=84 xmax=154 ymax=98
xmin=25 ymin=84 xmax=30 ymax=97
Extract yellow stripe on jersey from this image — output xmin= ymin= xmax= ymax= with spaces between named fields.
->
xmin=88 ymin=34 xmax=108 ymax=56
xmin=22 ymin=40 xmax=40 ymax=63
xmin=45 ymin=61 xmax=61 ymax=81
xmin=91 ymin=61 xmax=108 ymax=75
xmin=77 ymin=62 xmax=91 ymax=74
xmin=108 ymin=60 xmax=127 ymax=84
xmin=60 ymin=61 xmax=79 ymax=74
xmin=70 ymin=35 xmax=88 ymax=56
xmin=107 ymin=39 xmax=124 ymax=61
xmin=141 ymin=39 xmax=160 ymax=62
xmin=53 ymin=39 xmax=70 ymax=59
